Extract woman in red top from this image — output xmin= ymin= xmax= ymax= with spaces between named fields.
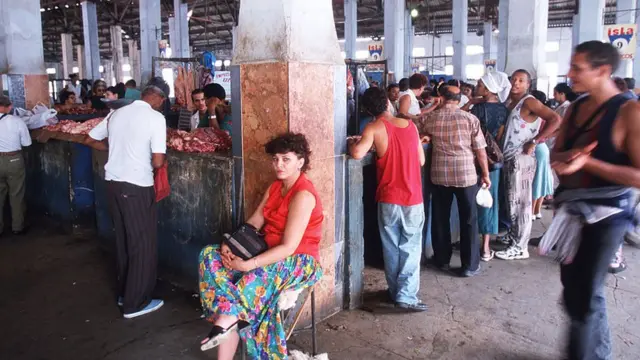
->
xmin=198 ymin=133 xmax=323 ymax=359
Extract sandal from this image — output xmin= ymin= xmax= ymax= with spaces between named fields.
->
xmin=481 ymin=250 xmax=495 ymax=262
xmin=200 ymin=320 xmax=250 ymax=351
xmin=609 ymin=260 xmax=628 ymax=274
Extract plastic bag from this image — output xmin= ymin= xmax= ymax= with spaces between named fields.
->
xmin=476 ymin=185 xmax=493 ymax=208
xmin=154 ymin=163 xmax=170 ymax=202
xmin=26 ymin=109 xmax=58 ymax=129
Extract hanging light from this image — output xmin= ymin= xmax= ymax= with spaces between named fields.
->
xmin=411 ymin=9 xmax=418 ymax=18
xmin=223 ymin=60 xmax=231 ymax=66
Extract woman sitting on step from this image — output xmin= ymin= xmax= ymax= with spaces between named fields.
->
xmin=198 ymin=132 xmax=324 ymax=359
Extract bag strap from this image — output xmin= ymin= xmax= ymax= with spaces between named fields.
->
xmin=0 ymin=113 xmax=9 ymax=121
xmin=564 ymin=94 xmax=622 ymax=150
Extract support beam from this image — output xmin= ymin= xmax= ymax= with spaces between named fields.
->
xmin=384 ymin=0 xmax=405 ymax=81
xmin=110 ymin=26 xmax=124 ymax=84
xmin=615 ymin=0 xmax=635 ymax=78
xmin=344 ymin=0 xmax=357 ymax=59
xmin=483 ymin=21 xmax=493 ymax=63
xmin=452 ymin=0 xmax=468 ymax=79
xmin=82 ymin=1 xmax=101 ymax=80
xmin=497 ymin=0 xmax=508 ymax=72
xmin=576 ymin=0 xmax=605 ymax=44
xmin=140 ymin=0 xmax=162 ymax=85
xmin=170 ymin=0 xmax=190 ymax=58
xmin=404 ymin=8 xmax=414 ymax=77
xmin=127 ymin=40 xmax=141 ymax=86
xmin=61 ymin=33 xmax=74 ymax=79
xmin=76 ymin=45 xmax=85 ymax=79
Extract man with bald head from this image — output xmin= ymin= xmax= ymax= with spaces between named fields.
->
xmin=417 ymin=85 xmax=491 ymax=277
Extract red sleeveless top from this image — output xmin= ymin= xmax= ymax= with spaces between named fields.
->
xmin=376 ymin=119 xmax=423 ymax=206
xmin=262 ymin=173 xmax=324 ymax=260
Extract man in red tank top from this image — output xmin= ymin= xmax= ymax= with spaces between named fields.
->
xmin=418 ymin=86 xmax=490 ymax=278
xmin=349 ymin=87 xmax=428 ymax=312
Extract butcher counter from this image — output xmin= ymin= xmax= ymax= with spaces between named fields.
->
xmin=25 ymin=133 xmax=235 ymax=288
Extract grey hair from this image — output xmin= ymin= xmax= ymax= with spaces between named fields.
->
xmin=141 ymin=85 xmax=167 ymax=99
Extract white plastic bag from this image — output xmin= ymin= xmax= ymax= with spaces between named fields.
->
xmin=25 ymin=109 xmax=57 ymax=129
xmin=476 ymin=185 xmax=493 ymax=208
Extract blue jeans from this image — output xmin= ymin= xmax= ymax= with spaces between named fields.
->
xmin=378 ymin=202 xmax=425 ymax=305
xmin=561 ymin=214 xmax=630 ymax=360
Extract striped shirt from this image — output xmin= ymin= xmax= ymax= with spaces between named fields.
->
xmin=418 ymin=106 xmax=486 ymax=187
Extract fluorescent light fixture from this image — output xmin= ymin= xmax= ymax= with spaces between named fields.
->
xmin=223 ymin=60 xmax=231 ymax=66
xmin=411 ymin=9 xmax=418 ymax=18
xmin=187 ymin=9 xmax=193 ymax=20
xmin=72 ymin=66 xmax=79 ymax=73
xmin=493 ymin=29 xmax=500 ymax=34
xmin=215 ymin=60 xmax=223 ymax=67
xmin=46 ymin=68 xmax=57 ymax=74
xmin=99 ymin=65 xmax=104 ymax=73
xmin=40 ymin=8 xmax=45 ymax=12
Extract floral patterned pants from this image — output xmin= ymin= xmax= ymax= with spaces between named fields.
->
xmin=198 ymin=245 xmax=322 ymax=360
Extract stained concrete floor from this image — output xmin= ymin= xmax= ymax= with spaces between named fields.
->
xmin=1 ymin=211 xmax=639 ymax=360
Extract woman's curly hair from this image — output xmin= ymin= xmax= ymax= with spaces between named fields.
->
xmin=265 ymin=133 xmax=312 ymax=172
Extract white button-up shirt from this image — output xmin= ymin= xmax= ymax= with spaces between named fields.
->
xmin=89 ymin=100 xmax=167 ymax=187
xmin=0 ymin=113 xmax=32 ymax=152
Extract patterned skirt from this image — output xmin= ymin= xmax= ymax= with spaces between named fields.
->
xmin=198 ymin=245 xmax=322 ymax=360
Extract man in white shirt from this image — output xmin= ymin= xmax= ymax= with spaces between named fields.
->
xmin=65 ymin=74 xmax=84 ymax=104
xmin=0 ymin=96 xmax=31 ymax=236
xmin=85 ymin=86 xmax=167 ymax=319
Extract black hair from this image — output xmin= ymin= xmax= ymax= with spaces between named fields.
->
xmin=614 ymin=77 xmax=628 ymax=92
xmin=265 ymin=133 xmax=312 ymax=172
xmin=114 ymin=83 xmax=126 ymax=99
xmin=125 ymin=79 xmax=137 ymax=88
xmin=429 ymin=79 xmax=438 ymax=86
xmin=398 ymin=78 xmax=409 ymax=92
xmin=530 ymin=90 xmax=547 ymax=104
xmin=141 ymin=85 xmax=167 ymax=99
xmin=624 ymin=77 xmax=636 ymax=90
xmin=0 ymin=95 xmax=12 ymax=107
xmin=439 ymin=77 xmax=445 ymax=82
xmin=191 ymin=88 xmax=205 ymax=97
xmin=387 ymin=83 xmax=399 ymax=92
xmin=420 ymin=90 xmax=432 ymax=100
xmin=146 ymin=77 xmax=170 ymax=98
xmin=512 ymin=69 xmax=532 ymax=84
xmin=447 ymin=79 xmax=461 ymax=87
xmin=574 ymin=41 xmax=620 ymax=74
xmin=409 ymin=73 xmax=428 ymax=90
xmin=203 ymin=83 xmax=226 ymax=100
xmin=106 ymin=86 xmax=119 ymax=98
xmin=60 ymin=90 xmax=76 ymax=104
xmin=361 ymin=87 xmax=389 ymax=117
xmin=554 ymin=83 xmax=576 ymax=101
xmin=440 ymin=85 xmax=462 ymax=102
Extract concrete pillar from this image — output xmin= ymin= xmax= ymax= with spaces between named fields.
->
xmin=61 ymin=33 xmax=74 ymax=79
xmin=500 ymin=0 xmax=548 ymax=83
xmin=497 ymin=0 xmax=508 ymax=72
xmin=82 ymin=1 xmax=101 ymax=80
xmin=576 ymin=0 xmax=605 ymax=44
xmin=232 ymin=26 xmax=238 ymax=53
xmin=104 ymin=60 xmax=114 ymax=85
xmin=231 ymin=0 xmax=347 ymax=317
xmin=0 ymin=0 xmax=49 ymax=109
xmin=76 ymin=45 xmax=85 ymax=79
xmin=127 ymin=40 xmax=141 ymax=85
xmin=384 ymin=0 xmax=405 ymax=81
xmin=483 ymin=21 xmax=493 ymax=63
xmin=452 ymin=0 xmax=468 ymax=80
xmin=404 ymin=9 xmax=414 ymax=77
xmin=169 ymin=1 xmax=190 ymax=58
xmin=615 ymin=0 xmax=635 ymax=78
xmin=110 ymin=26 xmax=124 ymax=84
xmin=572 ymin=14 xmax=580 ymax=51
xmin=140 ymin=0 xmax=162 ymax=85
xmin=344 ymin=0 xmax=357 ymax=59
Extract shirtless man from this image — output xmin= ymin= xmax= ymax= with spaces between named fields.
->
xmin=349 ymin=87 xmax=427 ymax=312
xmin=551 ymin=41 xmax=640 ymax=360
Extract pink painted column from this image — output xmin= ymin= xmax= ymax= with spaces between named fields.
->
xmin=230 ymin=0 xmax=348 ymax=319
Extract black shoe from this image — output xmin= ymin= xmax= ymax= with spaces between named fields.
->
xmin=454 ymin=266 xmax=482 ymax=278
xmin=12 ymin=227 xmax=28 ymax=236
xmin=395 ymin=302 xmax=428 ymax=312
xmin=426 ymin=257 xmax=451 ymax=272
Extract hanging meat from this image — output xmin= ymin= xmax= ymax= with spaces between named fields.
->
xmin=174 ymin=66 xmax=195 ymax=111
xmin=166 ymin=127 xmax=231 ymax=153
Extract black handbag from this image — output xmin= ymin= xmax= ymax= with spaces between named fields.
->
xmin=223 ymin=223 xmax=268 ymax=260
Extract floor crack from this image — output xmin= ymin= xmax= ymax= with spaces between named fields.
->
xmin=434 ymin=273 xmax=456 ymax=323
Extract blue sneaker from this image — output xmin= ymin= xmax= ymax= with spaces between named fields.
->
xmin=117 ymin=297 xmax=123 ymax=307
xmin=123 ymin=299 xmax=164 ymax=319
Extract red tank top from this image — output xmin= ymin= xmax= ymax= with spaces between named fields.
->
xmin=262 ymin=173 xmax=324 ymax=260
xmin=376 ymin=119 xmax=423 ymax=206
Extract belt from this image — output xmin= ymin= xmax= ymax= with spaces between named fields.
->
xmin=0 ymin=151 xmax=21 ymax=156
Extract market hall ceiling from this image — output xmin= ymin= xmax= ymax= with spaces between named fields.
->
xmin=39 ymin=0 xmax=619 ymax=62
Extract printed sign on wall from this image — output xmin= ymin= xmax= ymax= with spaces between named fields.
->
xmin=484 ymin=59 xmax=496 ymax=73
xmin=604 ymin=24 xmax=637 ymax=59
xmin=213 ymin=71 xmax=231 ymax=99
xmin=368 ymin=43 xmax=384 ymax=61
